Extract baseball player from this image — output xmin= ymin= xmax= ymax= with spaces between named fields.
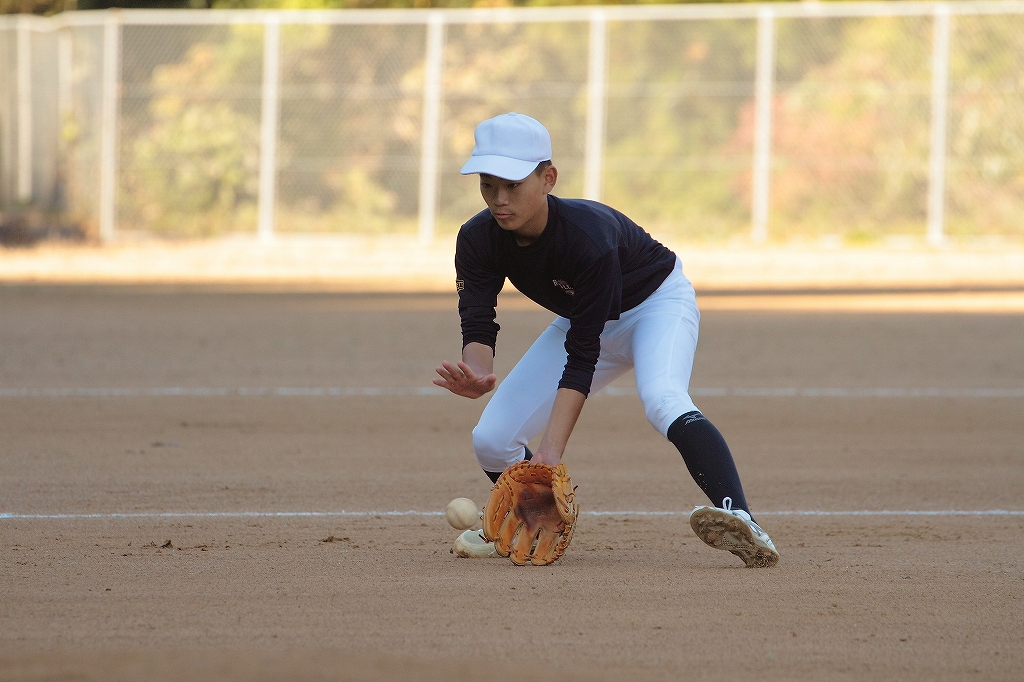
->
xmin=434 ymin=113 xmax=778 ymax=568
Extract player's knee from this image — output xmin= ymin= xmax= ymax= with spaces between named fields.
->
xmin=641 ymin=391 xmax=698 ymax=436
xmin=643 ymin=402 xmax=669 ymax=434
xmin=471 ymin=424 xmax=516 ymax=472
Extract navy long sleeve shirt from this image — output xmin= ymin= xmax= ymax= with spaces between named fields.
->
xmin=455 ymin=195 xmax=676 ymax=396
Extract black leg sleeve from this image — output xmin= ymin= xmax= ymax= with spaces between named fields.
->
xmin=667 ymin=411 xmax=750 ymax=513
xmin=483 ymin=446 xmax=533 ymax=484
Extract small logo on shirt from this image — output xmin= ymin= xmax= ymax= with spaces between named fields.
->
xmin=552 ymin=279 xmax=575 ymax=296
xmin=456 ymin=279 xmax=465 ymax=292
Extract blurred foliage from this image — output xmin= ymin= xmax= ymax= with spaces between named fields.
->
xmin=602 ymin=19 xmax=757 ymax=241
xmin=946 ymin=13 xmax=1024 ymax=240
xmin=120 ymin=27 xmax=262 ymax=236
xmin=208 ymin=0 xmax=783 ymax=9
xmin=273 ymin=22 xmax=425 ymax=232
xmin=0 ymin=0 xmax=75 ymax=14
xmin=0 ymin=0 xmax=212 ymax=13
xmin=2 ymin=0 xmax=797 ymax=14
xmin=725 ymin=16 xmax=934 ymax=242
xmin=119 ymin=22 xmax=426 ymax=234
xmin=42 ymin=2 xmax=1024 ymax=242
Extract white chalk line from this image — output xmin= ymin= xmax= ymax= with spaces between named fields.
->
xmin=0 ymin=386 xmax=449 ymax=398
xmin=1 ymin=510 xmax=1022 ymax=521
xmin=2 ymin=386 xmax=1024 ymax=398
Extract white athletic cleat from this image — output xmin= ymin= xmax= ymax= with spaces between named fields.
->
xmin=689 ymin=497 xmax=779 ymax=568
xmin=451 ymin=529 xmax=500 ymax=558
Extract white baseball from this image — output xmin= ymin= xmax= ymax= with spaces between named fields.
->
xmin=445 ymin=498 xmax=479 ymax=530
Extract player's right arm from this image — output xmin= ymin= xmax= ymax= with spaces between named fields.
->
xmin=433 ymin=342 xmax=496 ymax=399
xmin=436 ymin=218 xmax=503 ymax=399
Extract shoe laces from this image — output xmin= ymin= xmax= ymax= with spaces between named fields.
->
xmin=722 ymin=497 xmax=759 ymax=531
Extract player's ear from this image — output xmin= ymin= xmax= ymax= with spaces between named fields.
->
xmin=542 ymin=164 xmax=557 ymax=192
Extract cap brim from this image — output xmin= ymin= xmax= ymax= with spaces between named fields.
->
xmin=460 ymin=155 xmax=540 ymax=181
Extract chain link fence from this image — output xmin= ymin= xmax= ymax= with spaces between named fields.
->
xmin=2 ymin=2 xmax=1024 ymax=246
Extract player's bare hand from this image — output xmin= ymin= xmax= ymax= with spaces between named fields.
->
xmin=529 ymin=447 xmax=563 ymax=466
xmin=433 ymin=360 xmax=497 ymax=399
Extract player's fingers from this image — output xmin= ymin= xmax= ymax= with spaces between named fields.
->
xmin=443 ymin=361 xmax=466 ymax=381
xmin=438 ymin=362 xmax=466 ymax=382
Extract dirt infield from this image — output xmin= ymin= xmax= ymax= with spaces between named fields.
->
xmin=1 ymin=286 xmax=1023 ymax=681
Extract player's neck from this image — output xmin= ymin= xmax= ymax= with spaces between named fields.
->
xmin=511 ymin=198 xmax=549 ymax=247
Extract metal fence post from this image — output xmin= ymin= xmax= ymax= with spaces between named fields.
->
xmin=927 ymin=4 xmax=952 ymax=247
xmin=98 ymin=11 xmax=121 ymax=242
xmin=418 ymin=12 xmax=445 ymax=245
xmin=751 ymin=7 xmax=776 ymax=244
xmin=16 ymin=16 xmax=32 ymax=203
xmin=257 ymin=13 xmax=282 ymax=244
xmin=57 ymin=28 xmax=72 ymax=121
xmin=583 ymin=9 xmax=608 ymax=202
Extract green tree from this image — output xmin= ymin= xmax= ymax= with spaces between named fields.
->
xmin=602 ymin=18 xmax=758 ymax=241
xmin=945 ymin=13 xmax=1024 ymax=239
xmin=727 ymin=15 xmax=934 ymax=241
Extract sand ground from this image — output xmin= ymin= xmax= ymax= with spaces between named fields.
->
xmin=1 ymin=285 xmax=1023 ymax=681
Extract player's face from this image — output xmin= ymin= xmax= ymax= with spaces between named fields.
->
xmin=479 ymin=166 xmax=556 ymax=237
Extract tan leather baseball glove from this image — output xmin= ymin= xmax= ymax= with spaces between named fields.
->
xmin=482 ymin=460 xmax=578 ymax=566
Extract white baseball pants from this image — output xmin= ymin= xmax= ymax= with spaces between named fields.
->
xmin=473 ymin=257 xmax=701 ymax=474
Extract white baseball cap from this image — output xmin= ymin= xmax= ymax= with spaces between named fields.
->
xmin=460 ymin=112 xmax=552 ymax=181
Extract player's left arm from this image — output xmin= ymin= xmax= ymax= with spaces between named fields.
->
xmin=533 ymin=251 xmax=620 ymax=466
